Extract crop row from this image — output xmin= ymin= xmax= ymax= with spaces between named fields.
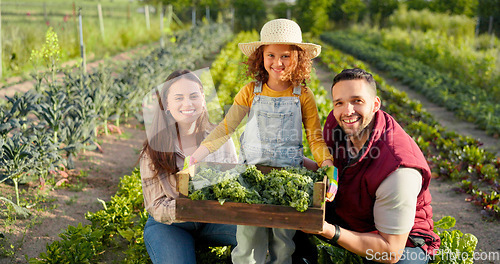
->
xmin=0 ymin=23 xmax=232 ymax=208
xmin=317 ymin=40 xmax=499 ymax=219
xmin=320 ymin=31 xmax=500 ymax=137
xmin=347 ymin=25 xmax=500 ymax=98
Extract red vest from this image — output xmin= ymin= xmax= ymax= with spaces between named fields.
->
xmin=323 ymin=110 xmax=440 ymax=254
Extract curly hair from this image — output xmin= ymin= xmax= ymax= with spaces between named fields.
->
xmin=244 ymin=45 xmax=312 ymax=87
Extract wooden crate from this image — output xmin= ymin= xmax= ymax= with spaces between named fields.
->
xmin=175 ymin=163 xmax=326 ymax=231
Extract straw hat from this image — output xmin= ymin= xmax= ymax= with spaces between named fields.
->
xmin=238 ymin=19 xmax=321 ymax=58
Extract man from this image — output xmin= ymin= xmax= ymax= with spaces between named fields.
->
xmin=311 ymin=68 xmax=440 ymax=263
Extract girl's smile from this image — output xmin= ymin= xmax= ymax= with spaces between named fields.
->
xmin=263 ymin=44 xmax=293 ymax=91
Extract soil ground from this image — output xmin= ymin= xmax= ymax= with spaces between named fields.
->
xmin=0 ymin=47 xmax=499 ymax=264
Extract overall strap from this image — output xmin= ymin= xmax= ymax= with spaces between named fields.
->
xmin=293 ymin=85 xmax=302 ymax=96
xmin=253 ymin=81 xmax=263 ymax=94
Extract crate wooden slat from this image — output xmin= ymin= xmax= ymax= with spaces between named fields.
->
xmin=175 ymin=163 xmax=326 ymax=232
xmin=176 ymin=198 xmax=324 ymax=231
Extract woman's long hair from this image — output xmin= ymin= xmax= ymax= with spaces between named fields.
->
xmin=140 ymin=70 xmax=213 ymax=177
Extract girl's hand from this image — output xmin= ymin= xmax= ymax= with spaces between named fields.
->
xmin=321 ymin=159 xmax=334 ymax=167
xmin=190 ymin=145 xmax=210 ymax=166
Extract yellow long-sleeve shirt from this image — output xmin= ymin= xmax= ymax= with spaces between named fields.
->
xmin=201 ymin=82 xmax=333 ymax=166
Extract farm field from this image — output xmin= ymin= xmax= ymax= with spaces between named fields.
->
xmin=1 ymin=1 xmax=500 ymax=263
xmin=0 ymin=0 xmax=202 ymax=81
xmin=0 ymin=27 xmax=498 ymax=263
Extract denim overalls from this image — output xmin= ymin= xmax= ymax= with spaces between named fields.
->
xmin=239 ymin=81 xmax=304 ymax=168
xmin=232 ymin=82 xmax=303 ymax=264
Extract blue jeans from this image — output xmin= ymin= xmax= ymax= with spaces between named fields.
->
xmin=364 ymin=247 xmax=430 ymax=264
xmin=144 ymin=216 xmax=237 ymax=264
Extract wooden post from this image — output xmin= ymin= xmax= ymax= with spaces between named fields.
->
xmin=145 ymin=5 xmax=150 ymax=30
xmin=97 ymin=3 xmax=105 ymax=40
xmin=192 ymin=6 xmax=196 ymax=27
xmin=475 ymin=17 xmax=480 ymax=37
xmin=206 ymin=6 xmax=210 ymax=23
xmin=171 ymin=8 xmax=183 ymax=27
xmin=166 ymin=4 xmax=173 ymax=29
xmin=43 ymin=2 xmax=47 ymax=22
xmin=231 ymin=7 xmax=235 ymax=32
xmin=287 ymin=8 xmax=291 ymax=19
xmin=488 ymin=16 xmax=493 ymax=35
xmin=159 ymin=3 xmax=164 ymax=49
xmin=127 ymin=4 xmax=130 ymax=22
xmin=78 ymin=8 xmax=86 ymax=74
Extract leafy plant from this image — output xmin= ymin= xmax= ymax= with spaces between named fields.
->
xmin=189 ymin=165 xmax=326 ymax=212
xmin=35 ymin=89 xmax=73 ymax=143
xmin=29 ymin=27 xmax=61 ymax=87
xmin=60 ymin=116 xmax=95 ymax=170
xmin=28 ymin=223 xmax=105 ymax=264
xmin=0 ymin=133 xmax=38 ymax=206
xmin=431 ymin=216 xmax=478 ymax=264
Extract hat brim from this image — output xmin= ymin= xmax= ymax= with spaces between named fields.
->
xmin=238 ymin=41 xmax=321 ymax=59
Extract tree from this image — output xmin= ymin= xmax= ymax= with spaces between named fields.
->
xmin=340 ymin=0 xmax=366 ymax=23
xmin=404 ymin=0 xmax=431 ymax=11
xmin=477 ymin=0 xmax=500 ymax=35
xmin=430 ymin=0 xmax=478 ymax=17
xmin=295 ymin=0 xmax=332 ymax=36
xmin=232 ymin=0 xmax=267 ymax=31
xmin=368 ymin=0 xmax=400 ymax=26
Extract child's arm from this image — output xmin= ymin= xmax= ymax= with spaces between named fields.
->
xmin=303 ymin=157 xmax=319 ymax=171
xmin=191 ymin=83 xmax=253 ymax=163
xmin=300 ymin=88 xmax=334 ymax=167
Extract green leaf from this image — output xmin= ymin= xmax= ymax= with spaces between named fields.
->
xmin=97 ymin=198 xmax=108 ymax=211
xmin=117 ymin=227 xmax=135 ymax=242
xmin=434 ymin=216 xmax=456 ymax=232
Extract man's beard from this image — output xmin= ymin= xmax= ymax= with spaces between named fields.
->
xmin=343 ymin=118 xmax=373 ymax=142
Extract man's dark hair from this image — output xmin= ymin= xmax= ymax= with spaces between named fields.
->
xmin=331 ymin=68 xmax=377 ymax=95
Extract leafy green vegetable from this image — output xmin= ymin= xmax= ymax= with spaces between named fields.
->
xmin=188 ymin=165 xmax=326 ymax=212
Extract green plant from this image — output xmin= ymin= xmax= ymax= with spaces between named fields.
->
xmin=0 ymin=133 xmax=38 ymax=206
xmin=29 ymin=27 xmax=61 ymax=85
xmin=35 ymin=89 xmax=73 ymax=143
xmin=431 ymin=216 xmax=478 ymax=264
xmin=28 ymin=223 xmax=106 ymax=264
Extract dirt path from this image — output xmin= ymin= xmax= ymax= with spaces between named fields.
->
xmin=0 ymin=120 xmax=146 ymax=263
xmin=314 ymin=63 xmax=500 ymax=262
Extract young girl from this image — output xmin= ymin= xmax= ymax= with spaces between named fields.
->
xmin=190 ymin=19 xmax=334 ymax=263
xmin=140 ymin=69 xmax=238 ymax=264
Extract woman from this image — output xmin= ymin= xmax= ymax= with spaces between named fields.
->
xmin=139 ymin=69 xmax=238 ymax=264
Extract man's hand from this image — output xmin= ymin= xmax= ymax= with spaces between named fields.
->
xmin=304 ymin=221 xmax=409 ymax=264
xmin=302 ymin=221 xmax=335 ymax=239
